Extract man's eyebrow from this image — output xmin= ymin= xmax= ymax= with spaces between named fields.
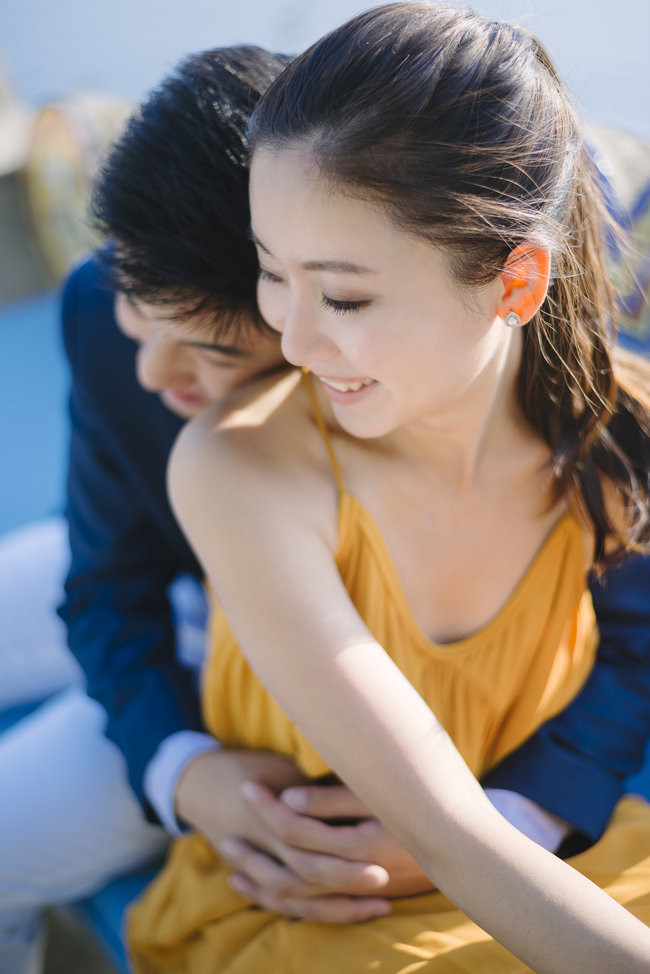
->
xmin=184 ymin=339 xmax=246 ymax=357
xmin=250 ymin=229 xmax=374 ymax=275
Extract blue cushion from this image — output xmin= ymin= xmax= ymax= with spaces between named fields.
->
xmin=74 ymin=868 xmax=158 ymax=973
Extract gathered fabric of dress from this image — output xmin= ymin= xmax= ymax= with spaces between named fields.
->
xmin=128 ymin=376 xmax=650 ymax=973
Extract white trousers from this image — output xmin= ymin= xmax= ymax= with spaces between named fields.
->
xmin=0 ymin=517 xmax=203 ymax=974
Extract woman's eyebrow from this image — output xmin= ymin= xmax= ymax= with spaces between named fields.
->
xmin=300 ymin=259 xmax=373 ymax=274
xmin=250 ymin=229 xmax=374 ymax=274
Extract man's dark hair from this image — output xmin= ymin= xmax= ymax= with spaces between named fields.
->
xmin=92 ymin=45 xmax=291 ymax=336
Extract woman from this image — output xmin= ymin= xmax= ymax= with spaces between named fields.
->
xmin=129 ymin=4 xmax=650 ymax=971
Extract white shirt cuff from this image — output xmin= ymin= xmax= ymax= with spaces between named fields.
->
xmin=485 ymin=787 xmax=572 ymax=852
xmin=143 ymin=730 xmax=221 ymax=835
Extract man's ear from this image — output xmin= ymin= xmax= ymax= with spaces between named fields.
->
xmin=496 ymin=244 xmax=551 ymax=325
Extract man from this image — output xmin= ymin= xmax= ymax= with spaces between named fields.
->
xmin=1 ymin=45 xmax=649 ymax=974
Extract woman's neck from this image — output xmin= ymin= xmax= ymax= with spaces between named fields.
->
xmin=384 ymin=328 xmax=527 ymax=492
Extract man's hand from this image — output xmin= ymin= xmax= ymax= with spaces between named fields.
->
xmin=277 ymin=782 xmax=434 ymax=899
xmin=213 ymin=776 xmax=435 ymax=920
xmin=174 ymin=747 xmax=302 ymax=847
xmin=174 ymin=752 xmax=434 ymax=922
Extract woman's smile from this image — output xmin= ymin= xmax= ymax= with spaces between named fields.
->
xmin=315 ymin=374 xmax=377 ymax=402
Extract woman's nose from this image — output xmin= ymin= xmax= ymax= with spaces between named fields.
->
xmin=279 ymin=300 xmax=336 ymax=368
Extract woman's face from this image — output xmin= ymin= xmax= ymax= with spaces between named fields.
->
xmin=250 ymin=146 xmax=515 ymax=441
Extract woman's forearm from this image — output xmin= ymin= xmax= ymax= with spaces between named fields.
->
xmin=268 ymin=637 xmax=650 ymax=973
xmin=381 ymin=726 xmax=650 ymax=974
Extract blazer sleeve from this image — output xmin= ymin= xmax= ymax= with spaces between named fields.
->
xmin=482 ymin=554 xmax=650 ymax=842
xmin=58 ymin=263 xmax=204 ymax=819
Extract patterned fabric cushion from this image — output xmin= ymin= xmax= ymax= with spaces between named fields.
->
xmin=587 ymin=125 xmax=650 ymax=353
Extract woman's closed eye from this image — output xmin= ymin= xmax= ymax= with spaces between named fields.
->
xmin=321 ymin=295 xmax=372 ymax=315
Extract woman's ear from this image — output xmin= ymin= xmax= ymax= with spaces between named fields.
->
xmin=497 ymin=244 xmax=551 ymax=325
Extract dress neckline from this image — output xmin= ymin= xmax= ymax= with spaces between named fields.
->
xmin=301 ymin=368 xmax=584 ymax=656
xmin=337 ymin=491 xmax=581 ymax=657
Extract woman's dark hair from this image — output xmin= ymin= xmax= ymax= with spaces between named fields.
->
xmin=249 ymin=2 xmax=649 ymax=564
xmin=92 ymin=45 xmax=291 ymax=337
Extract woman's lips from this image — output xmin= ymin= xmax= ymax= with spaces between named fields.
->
xmin=316 ymin=375 xmax=377 ymax=403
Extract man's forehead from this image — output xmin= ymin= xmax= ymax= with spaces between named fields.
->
xmin=125 ymin=293 xmax=251 ymax=356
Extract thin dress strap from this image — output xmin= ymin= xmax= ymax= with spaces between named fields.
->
xmin=301 ymin=367 xmax=345 ymax=493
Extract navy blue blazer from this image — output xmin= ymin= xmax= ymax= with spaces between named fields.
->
xmin=59 ymin=255 xmax=650 ymax=838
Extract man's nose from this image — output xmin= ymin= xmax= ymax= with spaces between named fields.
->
xmin=136 ymin=334 xmax=186 ymax=392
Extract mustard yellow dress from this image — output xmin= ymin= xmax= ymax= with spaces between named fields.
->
xmin=128 ymin=388 xmax=650 ymax=973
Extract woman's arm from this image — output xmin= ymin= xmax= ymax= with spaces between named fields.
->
xmin=169 ymin=410 xmax=650 ymax=973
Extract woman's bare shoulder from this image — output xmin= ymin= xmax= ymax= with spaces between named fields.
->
xmin=168 ymin=367 xmax=337 ymax=549
xmin=170 ymin=369 xmax=304 ymax=493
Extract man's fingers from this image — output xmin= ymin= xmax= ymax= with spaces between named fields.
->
xmin=227 ymin=872 xmax=393 ymax=923
xmin=241 ymin=782 xmax=387 ymax=867
xmin=283 ymin=844 xmax=388 ymax=893
xmin=235 ymin=781 xmax=435 ymax=899
xmin=218 ymin=838 xmax=389 ymax=902
xmin=218 ymin=838 xmax=313 ymax=895
xmin=280 ymin=783 xmax=372 ymax=820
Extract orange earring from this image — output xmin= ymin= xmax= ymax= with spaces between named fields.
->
xmin=504 ymin=311 xmax=523 ymax=328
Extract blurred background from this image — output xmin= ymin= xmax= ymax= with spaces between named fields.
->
xmin=1 ymin=0 xmax=649 ymax=534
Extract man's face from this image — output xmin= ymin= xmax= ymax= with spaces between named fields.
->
xmin=115 ymin=293 xmax=286 ymax=419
